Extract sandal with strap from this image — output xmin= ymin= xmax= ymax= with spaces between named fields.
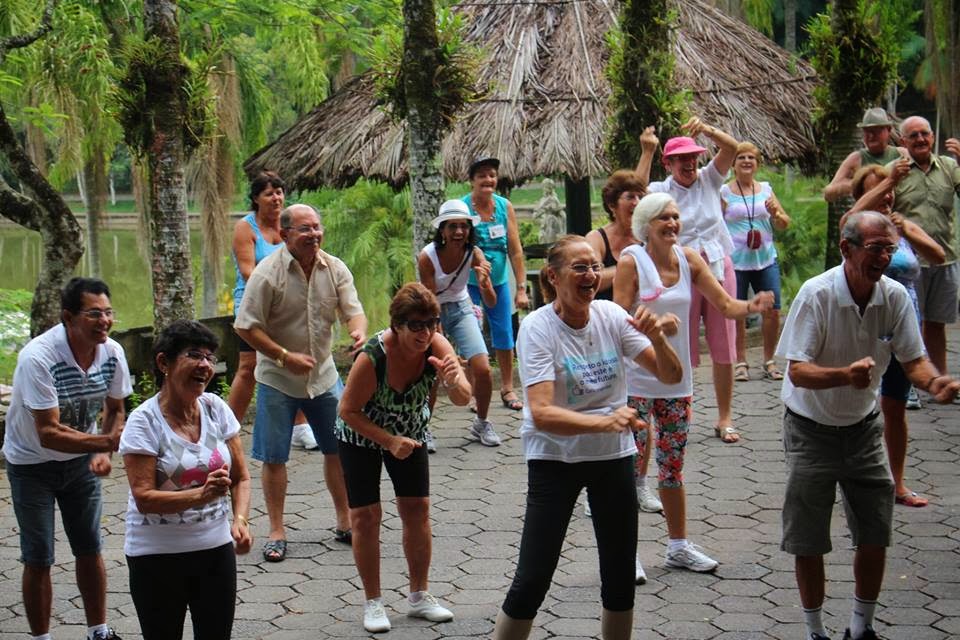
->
xmin=500 ymin=390 xmax=523 ymax=411
xmin=895 ymin=491 xmax=929 ymax=508
xmin=734 ymin=362 xmax=749 ymax=382
xmin=714 ymin=425 xmax=741 ymax=443
xmin=262 ymin=538 xmax=287 ymax=562
xmin=763 ymin=359 xmax=783 ymax=380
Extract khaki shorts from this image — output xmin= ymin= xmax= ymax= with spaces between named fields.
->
xmin=916 ymin=262 xmax=959 ymax=324
xmin=781 ymin=409 xmax=894 ymax=556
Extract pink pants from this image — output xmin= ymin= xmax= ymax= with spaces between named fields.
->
xmin=688 ymin=255 xmax=737 ymax=367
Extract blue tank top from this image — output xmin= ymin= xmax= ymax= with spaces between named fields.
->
xmin=233 ymin=213 xmax=283 ymax=313
xmin=884 ymin=236 xmax=920 ymax=319
xmin=462 ymin=193 xmax=510 ymax=287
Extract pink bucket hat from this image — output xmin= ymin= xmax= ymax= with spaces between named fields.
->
xmin=662 ymin=136 xmax=707 ymax=158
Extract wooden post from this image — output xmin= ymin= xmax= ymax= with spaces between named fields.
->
xmin=564 ymin=176 xmax=592 ymax=236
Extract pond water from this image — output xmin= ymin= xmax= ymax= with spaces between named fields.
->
xmin=0 ymin=227 xmax=234 ymax=331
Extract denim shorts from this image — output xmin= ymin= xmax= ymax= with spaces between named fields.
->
xmin=468 ymin=281 xmax=515 ymax=351
xmin=252 ymin=380 xmax=342 ymax=463
xmin=735 ymin=260 xmax=782 ymax=309
xmin=880 ymin=357 xmax=911 ymax=401
xmin=7 ymin=455 xmax=103 ymax=566
xmin=440 ymin=298 xmax=488 ymax=361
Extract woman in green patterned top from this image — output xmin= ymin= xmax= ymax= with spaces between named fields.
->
xmin=336 ymin=282 xmax=471 ymax=633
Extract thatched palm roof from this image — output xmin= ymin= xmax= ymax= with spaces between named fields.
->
xmin=245 ymin=0 xmax=817 ymax=190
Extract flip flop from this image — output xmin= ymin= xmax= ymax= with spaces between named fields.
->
xmin=895 ymin=492 xmax=929 ymax=507
xmin=333 ymin=528 xmax=353 ymax=545
xmin=500 ymin=390 xmax=523 ymax=411
xmin=714 ymin=425 xmax=741 ymax=443
xmin=262 ymin=539 xmax=287 ymax=562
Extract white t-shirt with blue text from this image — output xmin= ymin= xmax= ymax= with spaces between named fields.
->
xmin=517 ymin=300 xmax=651 ymax=463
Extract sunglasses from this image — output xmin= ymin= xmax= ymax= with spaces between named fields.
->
xmin=404 ymin=317 xmax=440 ymax=332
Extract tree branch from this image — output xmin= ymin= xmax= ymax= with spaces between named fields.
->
xmin=0 ymin=0 xmax=57 ymax=64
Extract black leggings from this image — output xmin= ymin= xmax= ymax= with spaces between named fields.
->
xmin=502 ymin=456 xmax=638 ymax=619
xmin=127 ymin=542 xmax=237 ymax=640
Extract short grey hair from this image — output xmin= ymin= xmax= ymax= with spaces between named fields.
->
xmin=280 ymin=203 xmax=321 ymax=229
xmin=841 ymin=210 xmax=896 ymax=245
xmin=899 ymin=115 xmax=931 ymax=136
xmin=632 ymin=193 xmax=675 ymax=242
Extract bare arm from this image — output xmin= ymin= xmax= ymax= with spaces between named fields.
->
xmin=823 ymin=152 xmax=860 ymax=203
xmin=33 ymin=406 xmax=121 ymax=454
xmin=526 ymin=380 xmax=640 ymax=436
xmin=89 ymin=396 xmax=126 ymax=476
xmin=345 ymin=313 xmax=368 ymax=354
xmin=683 ymin=117 xmax=738 ymax=175
xmin=232 ymin=220 xmax=256 ymax=281
xmin=226 ymin=435 xmax=252 ymax=554
xmin=686 ymin=247 xmax=772 ymax=318
xmin=634 ymin=126 xmax=659 ymax=185
xmin=613 ymin=253 xmax=638 ymax=312
xmin=505 ymin=202 xmax=529 ymax=309
xmin=417 ymin=251 xmax=437 ymax=292
xmin=895 ymin=216 xmax=945 ymax=265
xmin=472 ymin=247 xmax=498 ymax=308
xmin=787 ymin=357 xmax=875 ymax=390
xmin=235 ymin=326 xmax=316 ymax=376
xmin=124 ymin=453 xmax=233 ymax=515
xmin=766 ymin=191 xmax=790 ymax=230
xmin=428 ymin=334 xmax=472 ymax=405
xmin=902 ymin=356 xmax=960 ymax=403
xmin=628 ymin=307 xmax=682 ymax=384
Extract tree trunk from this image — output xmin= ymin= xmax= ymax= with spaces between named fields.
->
xmin=784 ymin=0 xmax=797 ymax=53
xmin=0 ymin=101 xmax=83 ymax=335
xmin=82 ymin=143 xmax=108 ymax=279
xmin=144 ymin=0 xmax=194 ymax=331
xmin=402 ymin=0 xmax=445 ymax=264
xmin=926 ymin=0 xmax=959 ymax=139
xmin=564 ymin=176 xmax=592 ymax=236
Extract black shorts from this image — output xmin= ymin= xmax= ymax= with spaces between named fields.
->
xmin=237 ymin=333 xmax=255 ymax=353
xmin=338 ymin=439 xmax=430 ymax=508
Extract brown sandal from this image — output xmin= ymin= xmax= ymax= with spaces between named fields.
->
xmin=500 ymin=390 xmax=523 ymax=411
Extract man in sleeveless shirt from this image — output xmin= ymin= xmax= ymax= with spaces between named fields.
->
xmin=824 ymin=107 xmax=905 ymax=203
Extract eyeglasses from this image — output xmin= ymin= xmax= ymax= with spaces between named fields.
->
xmin=78 ymin=309 xmax=114 ymax=320
xmin=404 ymin=317 xmax=440 ymax=332
xmin=905 ymin=130 xmax=932 ymax=140
xmin=182 ymin=350 xmax=219 ymax=365
xmin=286 ymin=224 xmax=322 ymax=234
xmin=850 ymin=242 xmax=898 ymax=256
xmin=568 ymin=263 xmax=603 ymax=275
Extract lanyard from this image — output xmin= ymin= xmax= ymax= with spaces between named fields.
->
xmin=735 ymin=179 xmax=756 ymax=230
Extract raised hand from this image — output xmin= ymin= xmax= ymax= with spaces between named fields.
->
xmin=428 ymin=354 xmax=462 ymax=389
xmin=640 ymin=126 xmax=659 ymax=154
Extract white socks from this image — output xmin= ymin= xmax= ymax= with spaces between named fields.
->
xmin=802 ymin=606 xmax=826 ymax=639
xmin=667 ymin=538 xmax=688 ymax=553
xmin=849 ymin=596 xmax=877 ymax=638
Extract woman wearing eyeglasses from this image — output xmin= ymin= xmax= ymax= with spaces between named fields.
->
xmin=493 ymin=235 xmax=682 ymax=640
xmin=336 ymin=282 xmax=471 ymax=633
xmin=120 ymin=320 xmax=252 ymax=640
xmin=849 ymin=163 xmax=945 ymax=508
xmin=418 ymin=199 xmax=498 ymax=450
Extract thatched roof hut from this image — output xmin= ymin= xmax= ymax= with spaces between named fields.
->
xmin=245 ymin=0 xmax=817 ymax=190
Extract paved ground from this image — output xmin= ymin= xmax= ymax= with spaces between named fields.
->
xmin=0 ymin=330 xmax=959 ymax=639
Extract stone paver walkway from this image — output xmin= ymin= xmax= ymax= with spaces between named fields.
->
xmin=0 ymin=331 xmax=958 ymax=639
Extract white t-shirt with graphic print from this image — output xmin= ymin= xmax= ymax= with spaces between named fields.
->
xmin=518 ymin=299 xmax=651 ymax=463
xmin=120 ymin=392 xmax=240 ymax=557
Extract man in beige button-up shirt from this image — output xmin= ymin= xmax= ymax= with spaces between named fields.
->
xmin=236 ymin=204 xmax=367 ymax=561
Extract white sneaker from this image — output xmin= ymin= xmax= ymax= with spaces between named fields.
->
xmin=906 ymin=386 xmax=922 ymax=410
xmin=469 ymin=417 xmax=502 ymax=447
xmin=635 ymin=554 xmax=647 ymax=585
xmin=636 ymin=484 xmax=663 ymax=513
xmin=363 ymin=599 xmax=391 ymax=633
xmin=424 ymin=429 xmax=437 ymax=453
xmin=407 ymin=592 xmax=454 ymax=622
xmin=291 ymin=423 xmax=320 ymax=451
xmin=665 ymin=542 xmax=718 ymax=573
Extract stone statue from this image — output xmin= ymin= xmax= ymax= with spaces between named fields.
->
xmin=532 ymin=178 xmax=564 ymax=244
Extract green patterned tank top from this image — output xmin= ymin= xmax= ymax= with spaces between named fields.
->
xmin=335 ymin=331 xmax=436 ymax=449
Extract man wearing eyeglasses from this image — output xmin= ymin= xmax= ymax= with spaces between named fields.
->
xmin=3 ymin=277 xmax=131 ymax=640
xmin=888 ymin=116 xmax=960 ymax=381
xmin=776 ymin=211 xmax=959 ymax=640
xmin=235 ymin=203 xmax=367 ymax=562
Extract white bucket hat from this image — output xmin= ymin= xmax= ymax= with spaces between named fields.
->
xmin=431 ymin=199 xmax=480 ymax=228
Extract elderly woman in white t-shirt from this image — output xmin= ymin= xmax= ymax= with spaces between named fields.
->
xmin=492 ymin=235 xmax=682 ymax=640
xmin=120 ymin=320 xmax=252 ymax=640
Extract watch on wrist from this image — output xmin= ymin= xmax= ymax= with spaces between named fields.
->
xmin=276 ymin=348 xmax=288 ymax=367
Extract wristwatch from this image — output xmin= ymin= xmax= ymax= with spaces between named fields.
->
xmin=276 ymin=348 xmax=288 ymax=367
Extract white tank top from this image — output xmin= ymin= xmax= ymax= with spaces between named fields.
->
xmin=622 ymin=244 xmax=694 ymax=398
xmin=423 ymin=242 xmax=471 ymax=304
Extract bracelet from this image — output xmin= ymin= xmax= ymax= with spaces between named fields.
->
xmin=441 ymin=374 xmax=459 ymax=389
xmin=235 ymin=515 xmax=248 ymax=527
xmin=275 ymin=348 xmax=288 ymax=368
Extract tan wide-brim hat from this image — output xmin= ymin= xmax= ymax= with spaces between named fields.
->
xmin=857 ymin=107 xmax=895 ymax=128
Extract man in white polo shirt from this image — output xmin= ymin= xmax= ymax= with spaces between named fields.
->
xmin=3 ymin=277 xmax=130 ymax=640
xmin=776 ymin=211 xmax=959 ymax=640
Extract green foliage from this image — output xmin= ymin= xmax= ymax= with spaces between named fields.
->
xmin=0 ymin=288 xmax=33 ymax=381
xmin=370 ymin=7 xmax=484 ymax=126
xmin=114 ymin=35 xmax=214 ymax=158
xmin=518 ymin=220 xmax=540 ymax=249
xmin=127 ymin=373 xmax=158 ymax=410
xmin=742 ymin=0 xmax=775 ymax=37
xmin=805 ymin=0 xmax=901 ymax=166
xmin=606 ymin=1 xmax=690 ymax=169
xmin=301 ymin=180 xmax=416 ymax=331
